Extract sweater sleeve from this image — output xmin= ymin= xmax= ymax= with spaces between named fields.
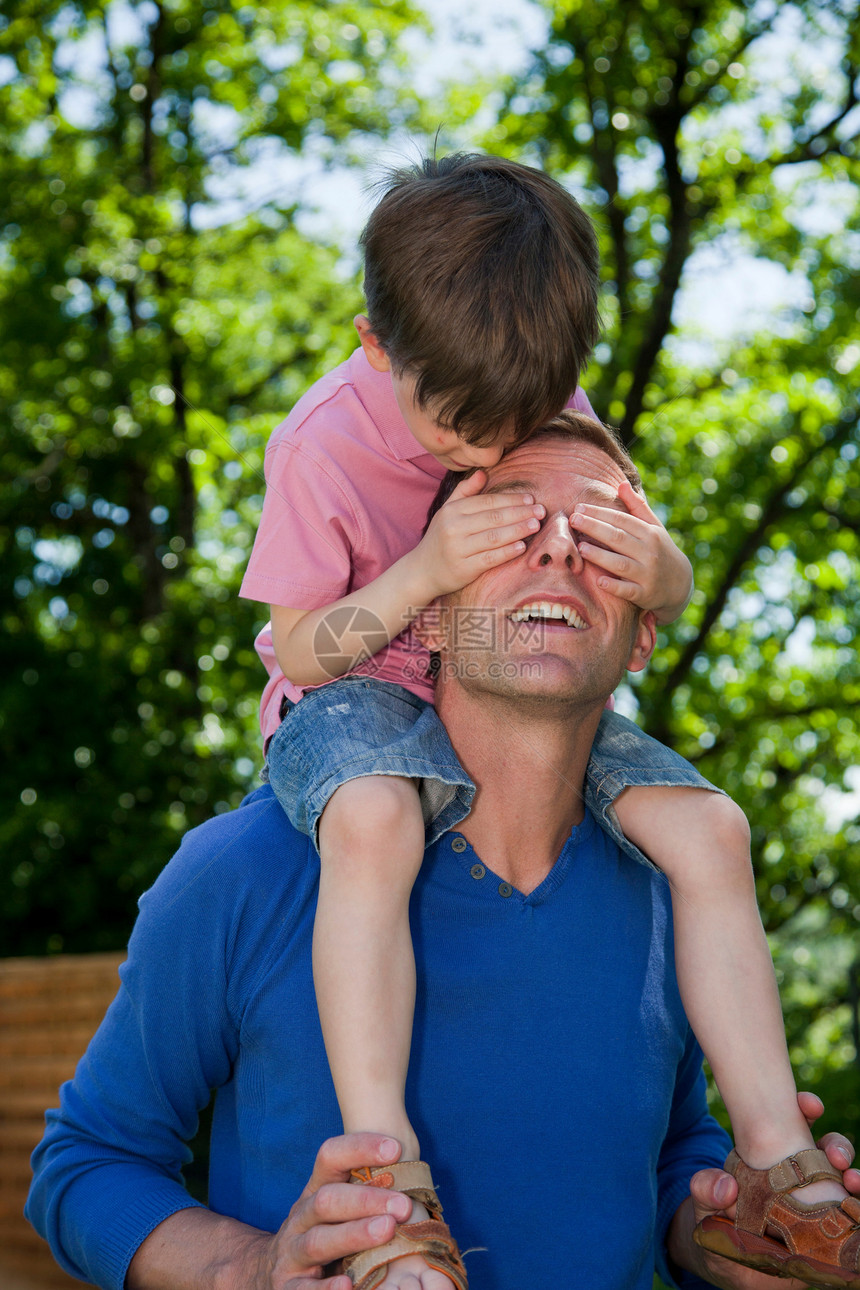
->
xmin=653 ymin=1029 xmax=732 ymax=1289
xmin=25 ymin=796 xmax=286 ymax=1290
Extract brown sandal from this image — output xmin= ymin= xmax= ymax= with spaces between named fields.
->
xmin=694 ymin=1147 xmax=860 ymax=1288
xmin=333 ymin=1160 xmax=468 ymax=1290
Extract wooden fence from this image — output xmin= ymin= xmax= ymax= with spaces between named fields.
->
xmin=0 ymin=953 xmax=124 ymax=1290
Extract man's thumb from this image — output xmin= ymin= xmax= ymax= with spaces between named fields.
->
xmin=689 ymin=1167 xmax=737 ymax=1219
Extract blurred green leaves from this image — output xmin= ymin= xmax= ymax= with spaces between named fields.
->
xmin=0 ymin=0 xmax=421 ymax=952
xmin=1 ymin=0 xmax=858 ymax=1150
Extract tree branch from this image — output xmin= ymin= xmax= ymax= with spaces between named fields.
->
xmin=618 ymin=121 xmax=691 ymax=441
xmin=646 ymin=407 xmax=860 ymax=740
xmin=585 ymin=80 xmax=630 ymax=321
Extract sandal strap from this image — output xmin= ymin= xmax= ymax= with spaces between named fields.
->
xmin=768 ymin=1148 xmax=843 ymax=1192
xmin=349 ymin=1160 xmax=444 ymax=1221
xmin=725 ymin=1147 xmax=849 ymax=1239
xmin=726 ymin=1146 xmax=843 ymax=1198
xmin=343 ymin=1218 xmax=468 ymax=1290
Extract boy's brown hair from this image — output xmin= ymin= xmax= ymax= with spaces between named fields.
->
xmin=360 ymin=152 xmax=600 ymax=445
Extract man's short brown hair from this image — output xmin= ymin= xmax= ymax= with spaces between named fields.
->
xmin=361 ymin=152 xmax=600 ymax=446
xmin=527 ymin=411 xmax=642 ymax=491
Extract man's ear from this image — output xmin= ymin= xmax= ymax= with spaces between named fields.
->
xmin=354 ymin=315 xmax=390 ymax=372
xmin=626 ymin=610 xmax=657 ymax=675
xmin=412 ymin=603 xmax=450 ymax=653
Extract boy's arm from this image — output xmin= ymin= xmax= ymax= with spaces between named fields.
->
xmin=571 ymin=479 xmax=693 ymax=624
xmin=270 ymin=473 xmax=544 ymax=686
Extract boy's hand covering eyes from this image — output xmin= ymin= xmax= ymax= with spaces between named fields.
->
xmin=414 ymin=470 xmax=546 ymax=601
xmin=571 ymin=479 xmax=694 ymax=625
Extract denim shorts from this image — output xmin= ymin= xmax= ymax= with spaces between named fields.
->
xmin=266 ymin=677 xmax=476 ymax=854
xmin=585 ymin=709 xmax=725 ymax=872
xmin=266 ymin=677 xmax=723 ymax=869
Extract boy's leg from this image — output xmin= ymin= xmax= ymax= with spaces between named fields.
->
xmin=315 ymin=775 xmax=456 ymax=1290
xmin=614 ymin=785 xmax=846 ymax=1207
xmin=315 ymin=774 xmax=424 ymax=1159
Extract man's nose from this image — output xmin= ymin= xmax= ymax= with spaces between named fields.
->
xmin=526 ymin=512 xmax=584 ymax=570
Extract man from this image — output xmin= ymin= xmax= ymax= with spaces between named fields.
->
xmin=27 ymin=422 xmax=857 ymax=1290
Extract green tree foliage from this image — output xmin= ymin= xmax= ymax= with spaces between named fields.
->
xmin=0 ymin=0 xmax=423 ymax=952
xmin=2 ymin=0 xmax=858 ymax=1162
xmin=480 ymin=0 xmax=860 ymax=1145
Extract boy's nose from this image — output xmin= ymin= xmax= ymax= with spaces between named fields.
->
xmin=463 ymin=442 xmax=506 ymax=468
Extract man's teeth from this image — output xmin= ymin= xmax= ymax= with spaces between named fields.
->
xmin=508 ymin=601 xmax=587 ymax=629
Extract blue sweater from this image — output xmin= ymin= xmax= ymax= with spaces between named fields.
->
xmin=27 ymin=787 xmax=729 ymax=1290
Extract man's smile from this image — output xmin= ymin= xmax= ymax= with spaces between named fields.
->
xmin=507 ymin=595 xmax=590 ymax=630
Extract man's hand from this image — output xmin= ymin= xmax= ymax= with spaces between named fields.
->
xmin=570 ymin=480 xmax=693 ymax=625
xmin=127 ymin=1134 xmax=411 ymax=1290
xmin=413 ymin=472 xmax=545 ymax=601
xmin=254 ymin=1134 xmax=413 ymax=1290
xmin=668 ymin=1093 xmax=859 ymax=1289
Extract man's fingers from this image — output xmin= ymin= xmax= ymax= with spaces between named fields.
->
xmin=796 ymin=1092 xmax=860 ymax=1192
xmin=304 ymin=1182 xmax=411 ymax=1228
xmin=303 ymin=1134 xmax=401 ymax=1197
xmin=818 ymin=1130 xmax=855 ymax=1168
xmin=291 ymin=1213 xmax=398 ymax=1272
xmin=797 ymin=1090 xmax=824 ymax=1125
xmin=818 ymin=1133 xmax=860 ymax=1191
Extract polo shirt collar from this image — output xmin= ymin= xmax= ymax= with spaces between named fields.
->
xmin=347 ymin=347 xmax=444 ymax=467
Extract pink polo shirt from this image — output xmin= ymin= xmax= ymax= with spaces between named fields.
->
xmin=240 ymin=347 xmax=596 ymax=745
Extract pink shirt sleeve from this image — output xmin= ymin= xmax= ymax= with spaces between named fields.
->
xmin=239 ymin=441 xmax=357 ymax=610
xmin=568 ymin=386 xmax=598 ymax=421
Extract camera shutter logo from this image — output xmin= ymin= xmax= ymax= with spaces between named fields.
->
xmin=312 ymin=606 xmax=389 ymax=677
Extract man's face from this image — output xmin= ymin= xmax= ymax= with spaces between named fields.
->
xmin=434 ymin=437 xmax=656 ymax=708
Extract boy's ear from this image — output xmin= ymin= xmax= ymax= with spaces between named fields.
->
xmin=354 ymin=315 xmax=391 ymax=373
xmin=626 ymin=610 xmax=657 ymax=674
xmin=412 ymin=603 xmax=449 ymax=653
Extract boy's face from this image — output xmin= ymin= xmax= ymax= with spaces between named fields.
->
xmin=355 ymin=314 xmax=513 ymax=472
xmin=390 ymin=371 xmax=512 ymax=472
